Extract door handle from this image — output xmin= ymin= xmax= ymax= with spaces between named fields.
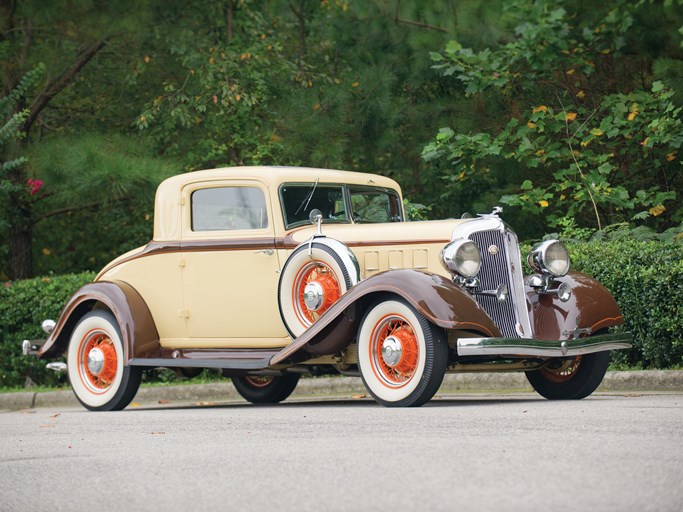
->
xmin=255 ymin=249 xmax=274 ymax=255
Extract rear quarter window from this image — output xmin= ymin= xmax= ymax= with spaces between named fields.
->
xmin=191 ymin=187 xmax=268 ymax=231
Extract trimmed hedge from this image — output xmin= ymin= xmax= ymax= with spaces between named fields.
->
xmin=566 ymin=240 xmax=683 ymax=369
xmin=0 ymin=240 xmax=681 ymax=388
xmin=0 ymin=272 xmax=95 ymax=388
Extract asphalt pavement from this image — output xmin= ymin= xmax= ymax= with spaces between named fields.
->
xmin=2 ymin=370 xmax=682 ymax=410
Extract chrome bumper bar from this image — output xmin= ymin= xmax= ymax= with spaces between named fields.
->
xmin=457 ymin=332 xmax=633 ymax=358
xmin=22 ymin=339 xmax=45 ymax=356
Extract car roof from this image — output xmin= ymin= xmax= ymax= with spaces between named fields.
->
xmin=157 ymin=166 xmax=401 ymax=193
xmin=153 ymin=166 xmax=403 ymax=240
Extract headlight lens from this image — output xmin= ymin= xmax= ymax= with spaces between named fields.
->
xmin=528 ymin=240 xmax=570 ymax=277
xmin=441 ymin=239 xmax=481 ymax=278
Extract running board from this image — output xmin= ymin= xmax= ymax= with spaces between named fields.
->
xmin=128 ymin=348 xmax=279 ymax=370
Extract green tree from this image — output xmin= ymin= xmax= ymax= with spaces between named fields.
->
xmin=423 ymin=0 xmax=683 ymax=235
xmin=0 ymin=0 xmax=174 ymax=279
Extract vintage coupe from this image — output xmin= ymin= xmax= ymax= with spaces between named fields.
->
xmin=24 ymin=166 xmax=632 ymax=410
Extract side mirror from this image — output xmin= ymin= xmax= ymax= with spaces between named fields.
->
xmin=309 ymin=209 xmax=323 ymax=224
xmin=309 ymin=209 xmax=323 ymax=236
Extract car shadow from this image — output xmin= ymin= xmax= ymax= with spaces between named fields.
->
xmin=129 ymin=394 xmax=546 ymax=412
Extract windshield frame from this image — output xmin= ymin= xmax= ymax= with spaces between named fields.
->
xmin=279 ymin=182 xmax=404 ymax=229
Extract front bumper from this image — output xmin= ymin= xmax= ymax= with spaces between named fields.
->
xmin=457 ymin=332 xmax=633 ymax=358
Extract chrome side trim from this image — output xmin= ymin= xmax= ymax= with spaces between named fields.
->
xmin=457 ymin=332 xmax=633 ymax=358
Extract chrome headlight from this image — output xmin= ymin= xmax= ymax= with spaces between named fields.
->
xmin=441 ymin=239 xmax=481 ymax=278
xmin=528 ymin=240 xmax=570 ymax=277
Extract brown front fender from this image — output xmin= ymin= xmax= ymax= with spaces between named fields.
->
xmin=527 ymin=272 xmax=624 ymax=340
xmin=37 ymin=280 xmax=160 ymax=361
xmin=271 ymin=269 xmax=500 ymax=364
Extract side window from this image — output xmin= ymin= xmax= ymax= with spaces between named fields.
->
xmin=191 ymin=187 xmax=268 ymax=231
xmin=349 ymin=187 xmax=403 ymax=223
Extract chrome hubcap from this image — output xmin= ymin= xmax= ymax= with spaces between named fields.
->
xmin=87 ymin=347 xmax=105 ymax=375
xmin=303 ymin=281 xmax=324 ymax=311
xmin=381 ymin=336 xmax=403 ymax=367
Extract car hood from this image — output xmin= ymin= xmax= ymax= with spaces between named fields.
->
xmin=285 ymin=218 xmax=470 ymax=247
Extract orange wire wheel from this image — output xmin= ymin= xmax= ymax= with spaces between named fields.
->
xmin=370 ymin=314 xmax=420 ymax=388
xmin=525 ymin=339 xmax=611 ymax=400
xmin=67 ymin=310 xmax=142 ymax=411
xmin=78 ymin=329 xmax=119 ymax=394
xmin=292 ymin=261 xmax=341 ymax=327
xmin=538 ymin=356 xmax=582 ymax=383
xmin=357 ymin=298 xmax=448 ymax=407
xmin=242 ymin=375 xmax=275 ymax=388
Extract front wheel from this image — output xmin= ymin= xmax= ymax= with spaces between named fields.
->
xmin=357 ymin=298 xmax=448 ymax=407
xmin=231 ymin=374 xmax=301 ymax=404
xmin=525 ymin=350 xmax=610 ymax=400
xmin=67 ymin=310 xmax=142 ymax=411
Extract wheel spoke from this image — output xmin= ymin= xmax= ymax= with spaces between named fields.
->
xmin=372 ymin=315 xmax=420 ymax=386
xmin=80 ymin=330 xmax=118 ymax=392
xmin=294 ymin=262 xmax=341 ymax=326
xmin=539 ymin=356 xmax=582 ymax=383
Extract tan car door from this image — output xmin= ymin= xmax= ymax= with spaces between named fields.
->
xmin=178 ymin=180 xmax=290 ymax=348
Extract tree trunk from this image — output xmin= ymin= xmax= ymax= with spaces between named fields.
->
xmin=8 ymin=208 xmax=33 ymax=280
xmin=226 ymin=0 xmax=234 ymax=44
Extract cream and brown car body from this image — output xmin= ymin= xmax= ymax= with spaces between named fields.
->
xmin=29 ymin=166 xmax=632 ymax=409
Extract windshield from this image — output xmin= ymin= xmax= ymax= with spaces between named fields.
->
xmin=280 ymin=183 xmax=403 ymax=229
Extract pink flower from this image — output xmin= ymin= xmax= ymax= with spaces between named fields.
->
xmin=27 ymin=178 xmax=43 ymax=195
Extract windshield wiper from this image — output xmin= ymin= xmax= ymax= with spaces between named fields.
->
xmin=295 ymin=177 xmax=319 ymax=216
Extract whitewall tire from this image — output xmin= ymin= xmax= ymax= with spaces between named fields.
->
xmin=67 ymin=310 xmax=142 ymax=411
xmin=357 ymin=298 xmax=448 ymax=407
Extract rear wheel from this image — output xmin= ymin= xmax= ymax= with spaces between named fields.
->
xmin=232 ymin=374 xmax=301 ymax=404
xmin=525 ymin=350 xmax=610 ymax=400
xmin=357 ymin=298 xmax=448 ymax=407
xmin=67 ymin=310 xmax=142 ymax=411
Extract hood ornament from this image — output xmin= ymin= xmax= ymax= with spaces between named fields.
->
xmin=477 ymin=206 xmax=504 ymax=220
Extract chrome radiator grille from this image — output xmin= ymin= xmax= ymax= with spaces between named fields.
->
xmin=469 ymin=229 xmax=529 ymax=338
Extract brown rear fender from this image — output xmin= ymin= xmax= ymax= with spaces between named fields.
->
xmin=271 ymin=269 xmax=501 ymax=364
xmin=37 ymin=281 xmax=160 ymax=361
xmin=527 ymin=272 xmax=624 ymax=340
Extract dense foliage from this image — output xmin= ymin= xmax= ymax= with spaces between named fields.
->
xmin=2 ymin=0 xmax=683 ymax=278
xmin=423 ymin=0 xmax=683 ymax=234
xmin=0 ymin=272 xmax=94 ymax=388
xmin=567 ymin=240 xmax=683 ymax=369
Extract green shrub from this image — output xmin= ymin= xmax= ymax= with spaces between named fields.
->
xmin=0 ymin=272 xmax=95 ymax=388
xmin=566 ymin=240 xmax=683 ymax=369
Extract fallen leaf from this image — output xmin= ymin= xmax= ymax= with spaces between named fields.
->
xmin=158 ymin=400 xmax=171 ymax=404
xmin=50 ymin=413 xmax=61 ymax=419
xmin=195 ymin=401 xmax=217 ymax=406
xmin=351 ymin=394 xmax=367 ymax=399
xmin=150 ymin=432 xmax=166 ymax=435
xmin=131 ymin=403 xmax=141 ymax=407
